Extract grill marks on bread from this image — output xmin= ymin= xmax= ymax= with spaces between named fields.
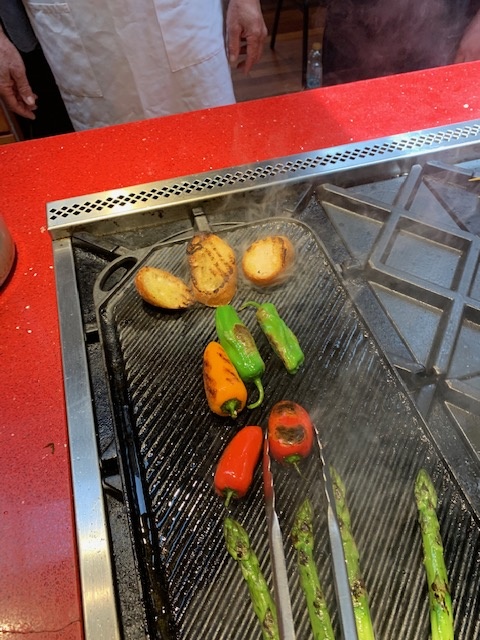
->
xmin=187 ymin=233 xmax=237 ymax=307
xmin=242 ymin=235 xmax=295 ymax=286
xmin=135 ymin=232 xmax=295 ymax=310
xmin=135 ymin=266 xmax=195 ymax=309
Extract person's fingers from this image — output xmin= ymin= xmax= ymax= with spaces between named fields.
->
xmin=227 ymin=24 xmax=242 ymax=66
xmin=1 ymin=86 xmax=36 ymax=119
xmin=10 ymin=66 xmax=36 ymax=108
xmin=0 ymin=32 xmax=37 ymax=117
xmin=0 ymin=62 xmax=37 ymax=118
xmin=225 ymin=0 xmax=267 ymax=72
xmin=0 ymin=74 xmax=37 ymax=119
xmin=242 ymin=36 xmax=263 ymax=74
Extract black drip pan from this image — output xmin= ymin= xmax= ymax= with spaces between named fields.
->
xmin=94 ymin=218 xmax=480 ymax=639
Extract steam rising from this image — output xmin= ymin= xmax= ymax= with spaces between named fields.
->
xmin=322 ymin=0 xmax=473 ymax=85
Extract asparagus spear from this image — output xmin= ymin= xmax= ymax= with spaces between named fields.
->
xmin=331 ymin=467 xmax=375 ymax=640
xmin=224 ymin=516 xmax=280 ymax=640
xmin=292 ymin=497 xmax=335 ymax=640
xmin=414 ymin=469 xmax=454 ymax=640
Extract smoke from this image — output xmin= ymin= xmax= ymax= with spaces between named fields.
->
xmin=322 ymin=0 xmax=472 ymax=85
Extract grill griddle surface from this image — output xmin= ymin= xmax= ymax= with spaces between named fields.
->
xmin=97 ymin=218 xmax=480 ymax=639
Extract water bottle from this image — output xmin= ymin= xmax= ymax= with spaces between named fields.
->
xmin=306 ymin=42 xmax=323 ymax=89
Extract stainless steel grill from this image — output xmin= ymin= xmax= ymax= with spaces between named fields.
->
xmin=49 ymin=120 xmax=480 ymax=640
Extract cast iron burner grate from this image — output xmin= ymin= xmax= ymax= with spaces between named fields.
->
xmin=310 ymin=161 xmax=480 ymax=471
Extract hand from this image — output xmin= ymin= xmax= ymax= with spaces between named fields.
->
xmin=0 ymin=29 xmax=37 ymax=119
xmin=226 ymin=0 xmax=267 ymax=75
xmin=455 ymin=10 xmax=480 ymax=63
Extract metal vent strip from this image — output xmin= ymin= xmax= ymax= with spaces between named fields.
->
xmin=47 ymin=119 xmax=480 ymax=238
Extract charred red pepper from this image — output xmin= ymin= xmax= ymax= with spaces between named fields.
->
xmin=214 ymin=425 xmax=263 ymax=507
xmin=267 ymin=400 xmax=314 ymax=466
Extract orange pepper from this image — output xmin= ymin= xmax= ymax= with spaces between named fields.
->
xmin=203 ymin=341 xmax=248 ymax=418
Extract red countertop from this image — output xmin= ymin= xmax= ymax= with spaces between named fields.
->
xmin=0 ymin=62 xmax=479 ymax=639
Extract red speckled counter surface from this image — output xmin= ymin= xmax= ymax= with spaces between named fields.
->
xmin=0 ymin=62 xmax=479 ymax=639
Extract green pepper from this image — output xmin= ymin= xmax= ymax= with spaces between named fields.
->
xmin=215 ymin=304 xmax=265 ymax=409
xmin=241 ymin=301 xmax=304 ymax=374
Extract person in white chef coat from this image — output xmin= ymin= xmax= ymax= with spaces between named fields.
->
xmin=0 ymin=0 xmax=267 ymax=131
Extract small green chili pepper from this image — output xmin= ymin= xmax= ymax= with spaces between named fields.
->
xmin=215 ymin=304 xmax=265 ymax=409
xmin=241 ymin=301 xmax=304 ymax=374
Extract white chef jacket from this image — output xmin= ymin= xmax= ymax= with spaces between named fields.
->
xmin=22 ymin=0 xmax=236 ymax=130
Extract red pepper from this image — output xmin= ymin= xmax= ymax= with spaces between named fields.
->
xmin=267 ymin=400 xmax=314 ymax=465
xmin=214 ymin=425 xmax=263 ymax=507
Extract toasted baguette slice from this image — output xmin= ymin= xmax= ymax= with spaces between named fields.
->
xmin=242 ymin=235 xmax=295 ymax=286
xmin=187 ymin=233 xmax=237 ymax=307
xmin=135 ymin=266 xmax=195 ymax=310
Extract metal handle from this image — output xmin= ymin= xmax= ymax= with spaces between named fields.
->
xmin=316 ymin=427 xmax=359 ymax=640
xmin=263 ymin=437 xmax=296 ymax=640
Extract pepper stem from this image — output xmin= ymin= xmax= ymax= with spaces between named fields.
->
xmin=222 ymin=398 xmax=240 ymax=419
xmin=246 ymin=377 xmax=265 ymax=410
xmin=292 ymin=462 xmax=308 ymax=480
xmin=224 ymin=489 xmax=235 ymax=509
xmin=239 ymin=300 xmax=261 ymax=311
xmin=284 ymin=455 xmax=307 ymax=479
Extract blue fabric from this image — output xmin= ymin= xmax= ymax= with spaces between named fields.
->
xmin=0 ymin=0 xmax=37 ymax=53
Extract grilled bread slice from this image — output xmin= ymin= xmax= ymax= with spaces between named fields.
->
xmin=135 ymin=266 xmax=195 ymax=310
xmin=242 ymin=235 xmax=295 ymax=286
xmin=187 ymin=233 xmax=237 ymax=306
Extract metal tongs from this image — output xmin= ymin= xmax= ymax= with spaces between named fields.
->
xmin=263 ymin=434 xmax=296 ymax=640
xmin=314 ymin=424 xmax=359 ymax=640
xmin=263 ymin=424 xmax=359 ymax=640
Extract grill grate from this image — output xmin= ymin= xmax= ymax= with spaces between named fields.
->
xmin=96 ymin=218 xmax=480 ymax=639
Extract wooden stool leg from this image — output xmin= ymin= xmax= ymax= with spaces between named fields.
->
xmin=270 ymin=0 xmax=284 ymax=50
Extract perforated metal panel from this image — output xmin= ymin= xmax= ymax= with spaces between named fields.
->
xmin=47 ymin=120 xmax=480 ymax=238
